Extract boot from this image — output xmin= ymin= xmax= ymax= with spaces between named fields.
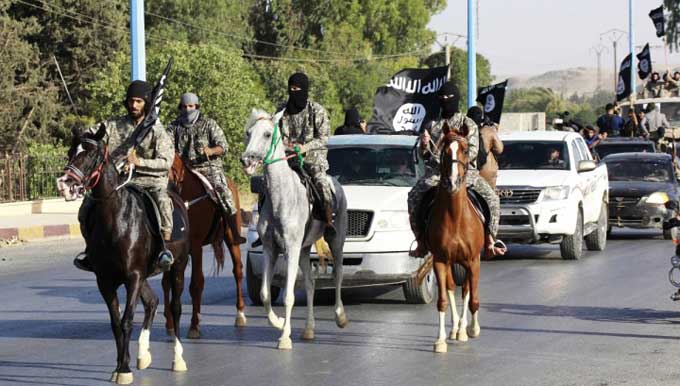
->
xmin=408 ymin=232 xmax=428 ymax=258
xmin=324 ymin=205 xmax=337 ymax=238
xmin=73 ymin=251 xmax=93 ymax=272
xmin=226 ymin=212 xmax=247 ymax=245
xmin=157 ymin=231 xmax=174 ymax=271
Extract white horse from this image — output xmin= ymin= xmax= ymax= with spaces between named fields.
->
xmin=241 ymin=108 xmax=349 ymax=350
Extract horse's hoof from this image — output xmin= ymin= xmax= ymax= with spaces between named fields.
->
xmin=137 ymin=351 xmax=152 ymax=370
xmin=467 ymin=325 xmax=480 ymax=338
xmin=448 ymin=331 xmax=457 ymax=341
xmin=172 ymin=359 xmax=188 ymax=372
xmin=109 ymin=372 xmax=119 ymax=382
xmin=301 ymin=329 xmax=315 ymax=341
xmin=166 ymin=328 xmax=175 ymax=337
xmin=115 ymin=372 xmax=133 ymax=385
xmin=187 ymin=327 xmax=200 ymax=339
xmin=433 ymin=341 xmax=448 ymax=353
xmin=456 ymin=329 xmax=469 ymax=342
xmin=269 ymin=317 xmax=285 ymax=330
xmin=235 ymin=312 xmax=247 ymax=328
xmin=335 ymin=312 xmax=349 ymax=329
xmin=277 ymin=337 xmax=293 ymax=350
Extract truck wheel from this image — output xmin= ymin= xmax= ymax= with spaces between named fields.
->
xmin=246 ymin=257 xmax=280 ymax=305
xmin=560 ymin=209 xmax=583 ymax=260
xmin=664 ymin=228 xmax=673 ymax=240
xmin=403 ymin=268 xmax=435 ymax=304
xmin=585 ymin=202 xmax=607 ymax=251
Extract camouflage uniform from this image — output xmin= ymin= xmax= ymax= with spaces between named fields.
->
xmin=79 ymin=116 xmax=174 ymax=237
xmin=279 ymin=100 xmax=332 ymax=204
xmin=168 ymin=113 xmax=236 ymax=215
xmin=407 ymin=112 xmax=500 ymax=237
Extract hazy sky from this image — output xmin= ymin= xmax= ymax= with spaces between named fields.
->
xmin=428 ymin=0 xmax=680 ymax=77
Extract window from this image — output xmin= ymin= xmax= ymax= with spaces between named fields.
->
xmin=498 ymin=141 xmax=570 ymax=170
xmin=328 ymin=146 xmax=418 ymax=187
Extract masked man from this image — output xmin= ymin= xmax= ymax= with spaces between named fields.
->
xmin=407 ymin=81 xmax=506 ymax=258
xmin=168 ymin=93 xmax=246 ymax=244
xmin=73 ymin=80 xmax=175 ymax=271
xmin=278 ymin=72 xmax=335 ymax=234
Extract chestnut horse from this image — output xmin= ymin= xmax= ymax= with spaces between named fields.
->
xmin=427 ymin=126 xmax=485 ymax=353
xmin=164 ymin=155 xmax=246 ymax=339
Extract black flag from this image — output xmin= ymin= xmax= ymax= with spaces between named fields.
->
xmin=649 ymin=5 xmax=665 ymax=38
xmin=616 ymin=54 xmax=633 ymax=102
xmin=367 ymin=66 xmax=448 ymax=134
xmin=476 ymin=80 xmax=507 ymax=124
xmin=637 ymin=43 xmax=652 ymax=80
xmin=133 ymin=57 xmax=174 ymax=147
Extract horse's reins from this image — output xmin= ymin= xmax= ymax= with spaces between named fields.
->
xmin=64 ymin=138 xmax=110 ymax=192
xmin=260 ymin=116 xmax=304 ymax=168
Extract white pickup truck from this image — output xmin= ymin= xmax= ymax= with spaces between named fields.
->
xmin=495 ymin=131 xmax=609 ymax=260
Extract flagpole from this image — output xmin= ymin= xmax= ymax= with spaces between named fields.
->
xmin=629 ymin=0 xmax=636 ymax=98
xmin=130 ymin=0 xmax=146 ymax=81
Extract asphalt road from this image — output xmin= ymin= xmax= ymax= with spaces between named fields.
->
xmin=1 ymin=229 xmax=680 ymax=386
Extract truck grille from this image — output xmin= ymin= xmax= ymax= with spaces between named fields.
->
xmin=347 ymin=210 xmax=373 ymax=238
xmin=609 ymin=196 xmax=641 ymax=210
xmin=497 ymin=189 xmax=541 ymax=204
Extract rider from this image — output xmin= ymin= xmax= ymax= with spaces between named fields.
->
xmin=167 ymin=93 xmax=246 ymax=244
xmin=407 ymin=81 xmax=506 ymax=258
xmin=73 ymin=80 xmax=175 ymax=272
xmin=278 ymin=72 xmax=335 ymax=235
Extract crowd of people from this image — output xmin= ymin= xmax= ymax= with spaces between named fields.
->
xmin=643 ymin=71 xmax=680 ymax=98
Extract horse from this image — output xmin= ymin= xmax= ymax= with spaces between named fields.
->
xmin=165 ymin=154 xmax=247 ymax=339
xmin=426 ymin=125 xmax=485 ymax=353
xmin=56 ymin=126 xmax=190 ymax=384
xmin=240 ymin=108 xmax=349 ymax=350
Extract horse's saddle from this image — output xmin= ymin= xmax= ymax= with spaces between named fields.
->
xmin=417 ymin=187 xmax=490 ymax=235
xmin=186 ymin=168 xmax=221 ymax=205
xmin=126 ymin=184 xmax=187 ymax=242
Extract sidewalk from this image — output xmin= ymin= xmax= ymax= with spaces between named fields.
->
xmin=0 ymin=199 xmax=80 ymax=242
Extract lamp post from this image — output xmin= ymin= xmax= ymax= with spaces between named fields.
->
xmin=130 ymin=0 xmax=146 ymax=81
xmin=467 ymin=0 xmax=477 ymax=108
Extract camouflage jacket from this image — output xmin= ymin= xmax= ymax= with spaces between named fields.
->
xmin=168 ymin=113 xmax=228 ymax=170
xmin=419 ymin=112 xmax=479 ymax=176
xmin=278 ymin=101 xmax=330 ymax=167
xmin=86 ymin=116 xmax=173 ymax=178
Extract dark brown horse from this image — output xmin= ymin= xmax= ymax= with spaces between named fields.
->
xmin=427 ymin=125 xmax=485 ymax=353
xmin=57 ymin=127 xmax=190 ymax=384
xmin=165 ymin=155 xmax=246 ymax=339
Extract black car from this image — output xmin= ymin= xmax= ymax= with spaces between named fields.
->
xmin=603 ymin=152 xmax=679 ymax=238
xmin=593 ymin=137 xmax=656 ymax=160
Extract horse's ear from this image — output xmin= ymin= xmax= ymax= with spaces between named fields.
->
xmin=93 ymin=123 xmax=106 ymax=142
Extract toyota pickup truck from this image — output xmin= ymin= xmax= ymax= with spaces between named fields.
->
xmin=495 ymin=131 xmax=609 ymax=260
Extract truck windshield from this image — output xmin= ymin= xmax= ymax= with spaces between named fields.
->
xmin=604 ymin=160 xmax=674 ymax=182
xmin=594 ymin=143 xmax=654 ymax=159
xmin=328 ymin=146 xmax=417 ymax=187
xmin=498 ymin=141 xmax=570 ymax=170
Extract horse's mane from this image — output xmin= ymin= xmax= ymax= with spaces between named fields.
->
xmin=244 ymin=108 xmax=271 ymax=132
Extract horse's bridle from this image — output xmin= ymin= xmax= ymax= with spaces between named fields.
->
xmin=64 ymin=138 xmax=109 ymax=191
xmin=439 ymin=135 xmax=469 ymax=188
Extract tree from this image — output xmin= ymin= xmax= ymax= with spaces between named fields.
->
xmin=86 ymin=41 xmax=270 ymax=186
xmin=665 ymin=0 xmax=680 ymax=51
xmin=0 ymin=0 xmax=63 ymax=152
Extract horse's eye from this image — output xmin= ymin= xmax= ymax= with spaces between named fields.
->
xmin=264 ymin=132 xmax=272 ymax=139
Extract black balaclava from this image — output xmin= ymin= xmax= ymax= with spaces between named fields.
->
xmin=125 ymin=80 xmax=153 ymax=114
xmin=438 ymin=81 xmax=460 ymax=119
xmin=286 ymin=72 xmax=309 ymax=114
xmin=466 ymin=106 xmax=484 ymax=127
xmin=344 ymin=108 xmax=361 ymax=126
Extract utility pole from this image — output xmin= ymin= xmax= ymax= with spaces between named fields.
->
xmin=600 ymin=28 xmax=627 ymax=95
xmin=590 ymin=43 xmax=608 ymax=91
xmin=435 ymin=32 xmax=466 ymax=80
xmin=467 ymin=0 xmax=477 ymax=108
xmin=130 ymin=0 xmax=146 ymax=81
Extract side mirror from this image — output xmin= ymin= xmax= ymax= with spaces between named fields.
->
xmin=577 ymin=160 xmax=597 ymax=173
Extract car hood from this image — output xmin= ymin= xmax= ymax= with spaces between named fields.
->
xmin=608 ymin=181 xmax=677 ymax=196
xmin=497 ymin=169 xmax=572 ymax=188
xmin=342 ymin=185 xmax=409 ymax=211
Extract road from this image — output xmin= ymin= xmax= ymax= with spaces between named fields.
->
xmin=1 ymin=229 xmax=680 ymax=386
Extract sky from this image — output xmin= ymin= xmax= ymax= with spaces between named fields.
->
xmin=428 ymin=0 xmax=680 ymax=77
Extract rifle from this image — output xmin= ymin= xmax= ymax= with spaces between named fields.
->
xmin=132 ymin=57 xmax=174 ymax=148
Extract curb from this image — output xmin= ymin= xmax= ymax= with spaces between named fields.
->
xmin=0 ymin=224 xmax=80 ymax=242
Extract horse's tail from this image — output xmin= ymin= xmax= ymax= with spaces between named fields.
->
xmin=210 ymin=238 xmax=226 ymax=275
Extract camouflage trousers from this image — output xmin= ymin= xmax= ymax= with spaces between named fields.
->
xmin=305 ymin=162 xmax=332 ymax=205
xmin=134 ymin=176 xmax=173 ymax=237
xmin=407 ymin=170 xmax=500 ymax=237
xmin=78 ymin=177 xmax=173 ymax=238
xmin=194 ymin=166 xmax=236 ymax=215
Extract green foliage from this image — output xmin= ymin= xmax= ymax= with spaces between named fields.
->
xmin=86 ymin=41 xmax=269 ymax=186
xmin=24 ymin=143 xmax=69 ymax=199
xmin=666 ymin=0 xmax=680 ymax=52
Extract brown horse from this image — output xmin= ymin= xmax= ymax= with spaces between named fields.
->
xmin=427 ymin=125 xmax=485 ymax=353
xmin=164 ymin=155 xmax=246 ymax=339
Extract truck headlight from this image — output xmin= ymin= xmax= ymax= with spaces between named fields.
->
xmin=541 ymin=186 xmax=570 ymax=201
xmin=645 ymin=192 xmax=669 ymax=205
xmin=375 ymin=211 xmax=411 ymax=231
